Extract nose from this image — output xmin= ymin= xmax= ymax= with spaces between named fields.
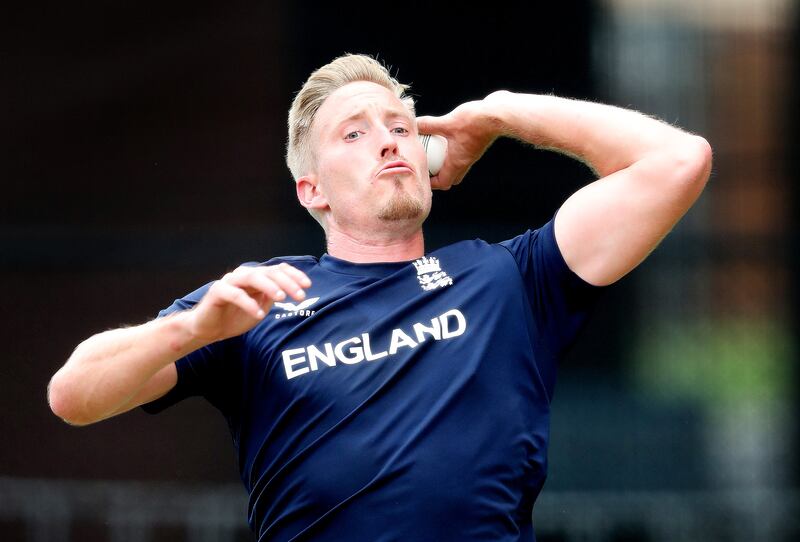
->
xmin=378 ymin=126 xmax=400 ymax=159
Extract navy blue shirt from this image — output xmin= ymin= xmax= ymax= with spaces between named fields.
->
xmin=143 ymin=216 xmax=604 ymax=541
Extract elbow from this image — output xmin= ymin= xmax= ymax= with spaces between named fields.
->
xmin=48 ymin=369 xmax=93 ymax=427
xmin=675 ymin=135 xmax=713 ymax=193
xmin=690 ymin=135 xmax=713 ymax=181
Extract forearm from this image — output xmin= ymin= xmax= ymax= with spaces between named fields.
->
xmin=418 ymin=91 xmax=711 ymax=286
xmin=48 ymin=311 xmax=205 ymax=425
xmin=482 ymin=91 xmax=699 ymax=178
xmin=481 ymin=92 xmax=711 ymax=286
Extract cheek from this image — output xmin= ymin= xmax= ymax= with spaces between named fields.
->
xmin=320 ymin=149 xmax=370 ymax=185
xmin=318 ymin=167 xmax=372 ymax=212
xmin=407 ymin=144 xmax=428 ymax=175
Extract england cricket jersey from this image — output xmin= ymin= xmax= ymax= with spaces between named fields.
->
xmin=143 ymin=214 xmax=604 ymax=541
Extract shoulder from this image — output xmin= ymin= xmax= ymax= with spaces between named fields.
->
xmin=429 ymin=237 xmax=521 ymax=277
xmin=435 ymin=237 xmax=498 ymax=254
xmin=251 ymin=255 xmax=318 ymax=266
xmin=433 ymin=225 xmax=551 ymax=259
xmin=250 ymin=255 xmax=320 ymax=271
xmin=160 ymin=255 xmax=320 ymax=315
xmin=434 ymin=220 xmax=552 ymax=251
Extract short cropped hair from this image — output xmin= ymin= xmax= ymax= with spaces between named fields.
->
xmin=286 ymin=53 xmax=416 ymax=182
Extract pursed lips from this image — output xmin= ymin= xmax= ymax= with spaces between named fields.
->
xmin=377 ymin=161 xmax=414 ymax=176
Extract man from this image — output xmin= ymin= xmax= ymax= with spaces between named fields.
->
xmin=49 ymin=54 xmax=712 ymax=540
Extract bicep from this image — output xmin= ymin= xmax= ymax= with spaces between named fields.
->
xmin=554 ymin=140 xmax=710 ymax=286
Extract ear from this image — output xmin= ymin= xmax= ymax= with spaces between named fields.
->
xmin=296 ymin=173 xmax=329 ymax=212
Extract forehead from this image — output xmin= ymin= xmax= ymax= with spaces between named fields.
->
xmin=314 ymin=81 xmax=411 ymax=135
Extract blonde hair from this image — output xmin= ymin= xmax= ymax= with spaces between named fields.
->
xmin=286 ymin=53 xmax=416 ymax=182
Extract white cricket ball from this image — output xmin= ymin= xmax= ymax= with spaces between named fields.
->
xmin=419 ymin=134 xmax=447 ymax=176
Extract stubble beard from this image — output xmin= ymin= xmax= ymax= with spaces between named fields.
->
xmin=377 ymin=178 xmax=425 ymax=222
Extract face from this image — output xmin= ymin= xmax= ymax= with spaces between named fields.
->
xmin=302 ymin=81 xmax=432 ymax=236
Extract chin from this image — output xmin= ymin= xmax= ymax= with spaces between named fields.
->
xmin=377 ymin=198 xmax=425 ymax=222
xmin=376 ymin=180 xmax=430 ymax=222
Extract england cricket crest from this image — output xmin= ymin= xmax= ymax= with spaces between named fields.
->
xmin=412 ymin=256 xmax=453 ymax=292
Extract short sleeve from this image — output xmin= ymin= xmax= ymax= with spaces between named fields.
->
xmin=498 ymin=212 xmax=605 ymax=362
xmin=140 ymin=281 xmax=237 ymax=416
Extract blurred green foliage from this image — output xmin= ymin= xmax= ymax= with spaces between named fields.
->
xmin=632 ymin=318 xmax=794 ymax=406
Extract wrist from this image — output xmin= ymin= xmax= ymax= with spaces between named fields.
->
xmin=162 ymin=310 xmax=209 ymax=354
xmin=481 ymin=90 xmax=519 ymax=139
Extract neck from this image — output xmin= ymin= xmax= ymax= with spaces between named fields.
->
xmin=325 ymin=222 xmax=425 ymax=263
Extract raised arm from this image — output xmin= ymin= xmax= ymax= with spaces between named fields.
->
xmin=417 ymin=91 xmax=712 ymax=286
xmin=48 ymin=263 xmax=311 ymax=426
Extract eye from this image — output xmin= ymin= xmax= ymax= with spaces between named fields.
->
xmin=344 ymin=131 xmax=362 ymax=141
xmin=391 ymin=126 xmax=409 ymax=135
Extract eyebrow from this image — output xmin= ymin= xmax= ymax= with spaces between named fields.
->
xmin=333 ymin=108 xmax=413 ymax=131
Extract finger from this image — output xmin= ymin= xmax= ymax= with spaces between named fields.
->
xmin=430 ymin=175 xmax=449 ymax=191
xmin=227 ymin=268 xmax=287 ymax=301
xmin=255 ymin=291 xmax=274 ymax=312
xmin=264 ymin=268 xmax=308 ymax=301
xmin=247 ymin=273 xmax=287 ymax=302
xmin=416 ymin=115 xmax=449 ymax=136
xmin=275 ymin=263 xmax=312 ymax=288
xmin=211 ymin=282 xmax=265 ymax=319
xmin=430 ymin=162 xmax=458 ymax=190
xmin=434 ymin=157 xmax=470 ymax=190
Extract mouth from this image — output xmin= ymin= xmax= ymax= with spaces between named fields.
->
xmin=377 ymin=161 xmax=414 ymax=176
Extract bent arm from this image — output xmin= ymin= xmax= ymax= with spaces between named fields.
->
xmin=483 ymin=91 xmax=712 ymax=286
xmin=48 ymin=262 xmax=313 ymax=426
xmin=47 ymin=312 xmax=205 ymax=426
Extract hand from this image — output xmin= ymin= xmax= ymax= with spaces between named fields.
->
xmin=186 ymin=263 xmax=311 ymax=343
xmin=416 ymin=97 xmax=502 ymax=190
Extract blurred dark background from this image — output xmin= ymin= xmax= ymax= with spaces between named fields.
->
xmin=2 ymin=1 xmax=797 ymax=540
